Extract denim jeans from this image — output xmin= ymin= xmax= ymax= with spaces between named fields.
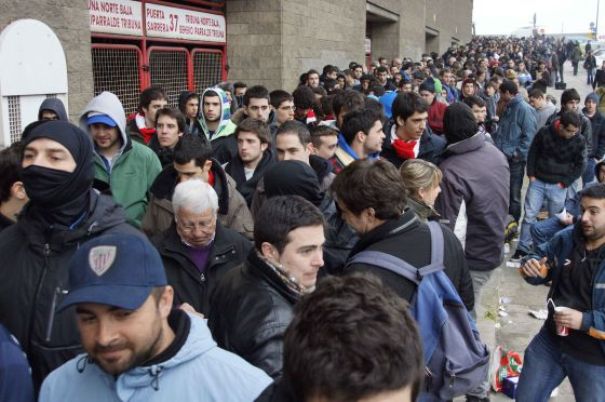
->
xmin=508 ymin=158 xmax=526 ymax=222
xmin=530 ymin=216 xmax=567 ymax=248
xmin=583 ymin=158 xmax=596 ymax=187
xmin=588 ymin=68 xmax=595 ymax=85
xmin=518 ymin=179 xmax=567 ymax=253
xmin=516 ymin=327 xmax=605 ymax=402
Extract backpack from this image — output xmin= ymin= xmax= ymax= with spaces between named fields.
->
xmin=347 ymin=221 xmax=490 ymax=400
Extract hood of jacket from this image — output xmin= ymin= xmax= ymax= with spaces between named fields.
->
xmin=445 ymin=131 xmax=486 ymax=155
xmin=38 ymin=98 xmax=68 ymax=121
xmin=198 ymin=87 xmax=232 ymax=141
xmin=79 ymin=91 xmax=130 ymax=155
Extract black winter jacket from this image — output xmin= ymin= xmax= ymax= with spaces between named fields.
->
xmin=545 ymin=111 xmax=592 ymax=157
xmin=209 ymin=249 xmax=299 ymax=379
xmin=225 ymin=149 xmax=276 ymax=207
xmin=0 ymin=192 xmax=141 ymax=389
xmin=346 ymin=210 xmax=474 ymax=311
xmin=152 ymin=222 xmax=251 ymax=315
xmin=526 ymin=122 xmax=587 ymax=186
xmin=436 ymin=132 xmax=510 ymax=272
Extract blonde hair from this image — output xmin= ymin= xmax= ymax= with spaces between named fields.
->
xmin=399 ymin=159 xmax=442 ymax=199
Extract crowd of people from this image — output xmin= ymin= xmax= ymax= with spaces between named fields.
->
xmin=1 ymin=33 xmax=605 ymax=402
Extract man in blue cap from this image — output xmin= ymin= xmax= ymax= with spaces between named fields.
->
xmin=80 ymin=91 xmax=162 ymax=228
xmin=39 ymin=233 xmax=271 ymax=401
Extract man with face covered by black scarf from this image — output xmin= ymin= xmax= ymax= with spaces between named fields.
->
xmin=0 ymin=120 xmax=141 ymax=391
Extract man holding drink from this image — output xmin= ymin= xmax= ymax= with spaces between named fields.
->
xmin=516 ymin=184 xmax=605 ymax=402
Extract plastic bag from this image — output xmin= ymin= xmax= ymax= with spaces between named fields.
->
xmin=489 ymin=345 xmax=523 ymax=392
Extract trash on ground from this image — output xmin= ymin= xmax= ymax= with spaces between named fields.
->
xmin=528 ymin=309 xmax=548 ymax=320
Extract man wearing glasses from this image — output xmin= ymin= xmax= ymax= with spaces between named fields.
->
xmin=152 ymin=179 xmax=251 ymax=316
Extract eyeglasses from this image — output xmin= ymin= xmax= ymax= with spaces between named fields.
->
xmin=177 ymin=215 xmax=217 ymax=233
xmin=278 ymin=106 xmax=296 ymax=111
xmin=248 ymin=105 xmax=270 ymax=112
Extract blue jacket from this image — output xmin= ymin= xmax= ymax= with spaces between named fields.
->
xmin=0 ymin=324 xmax=34 ymax=402
xmin=494 ymin=94 xmax=538 ymax=160
xmin=39 ymin=313 xmax=272 ymax=402
xmin=524 ymin=225 xmax=605 ymax=350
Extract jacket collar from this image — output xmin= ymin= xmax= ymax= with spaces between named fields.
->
xmin=445 ymin=131 xmax=486 ymax=154
xmin=245 ymin=249 xmax=300 ymax=305
xmin=350 ymin=209 xmax=419 ymax=256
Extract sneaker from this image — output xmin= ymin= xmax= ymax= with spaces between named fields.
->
xmin=510 ymin=249 xmax=527 ymax=262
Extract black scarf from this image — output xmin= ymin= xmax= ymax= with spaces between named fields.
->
xmin=225 ymin=149 xmax=275 ymax=207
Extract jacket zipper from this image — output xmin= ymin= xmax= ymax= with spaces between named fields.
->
xmin=45 ymin=287 xmax=60 ymax=342
xmin=28 ymin=243 xmax=51 ymax=351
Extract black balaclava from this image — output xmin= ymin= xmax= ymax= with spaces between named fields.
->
xmin=20 ymin=120 xmax=95 ymax=227
xmin=264 ymin=160 xmax=324 ymax=207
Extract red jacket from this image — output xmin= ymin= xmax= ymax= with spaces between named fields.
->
xmin=428 ymin=100 xmax=447 ymax=135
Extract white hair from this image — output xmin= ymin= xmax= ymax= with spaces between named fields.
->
xmin=172 ymin=179 xmax=219 ymax=216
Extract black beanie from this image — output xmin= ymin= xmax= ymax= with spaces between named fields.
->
xmin=443 ymin=103 xmax=479 ymax=145
xmin=22 ymin=120 xmax=94 ymax=168
xmin=419 ymin=77 xmax=436 ymax=93
xmin=264 ymin=160 xmax=324 ymax=207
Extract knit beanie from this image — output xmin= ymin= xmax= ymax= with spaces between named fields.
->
xmin=443 ymin=103 xmax=479 ymax=145
xmin=419 ymin=78 xmax=436 ymax=93
xmin=586 ymin=92 xmax=600 ymax=104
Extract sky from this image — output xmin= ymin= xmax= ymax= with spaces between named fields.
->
xmin=473 ymin=0 xmax=603 ymax=37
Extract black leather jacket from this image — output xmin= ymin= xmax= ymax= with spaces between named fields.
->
xmin=208 ymin=249 xmax=299 ymax=378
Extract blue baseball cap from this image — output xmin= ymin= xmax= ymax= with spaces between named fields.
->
xmin=58 ymin=233 xmax=167 ymax=312
xmin=86 ymin=112 xmax=117 ymax=127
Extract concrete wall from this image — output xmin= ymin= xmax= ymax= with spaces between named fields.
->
xmin=281 ymin=0 xmax=365 ymax=91
xmin=0 ymin=0 xmax=93 ymax=121
xmin=226 ymin=0 xmax=365 ymax=91
xmin=426 ymin=0 xmax=473 ymax=52
xmin=226 ymin=0 xmax=283 ymax=90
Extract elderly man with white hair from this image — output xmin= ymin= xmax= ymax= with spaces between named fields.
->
xmin=152 ymin=179 xmax=251 ymax=315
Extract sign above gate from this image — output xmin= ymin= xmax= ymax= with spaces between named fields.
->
xmin=88 ymin=0 xmax=143 ymax=37
xmin=145 ymin=3 xmax=226 ymax=43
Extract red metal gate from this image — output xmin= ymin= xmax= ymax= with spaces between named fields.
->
xmin=91 ymin=44 xmax=143 ymax=116
xmin=148 ymin=46 xmax=191 ymax=108
xmin=192 ymin=48 xmax=225 ymax=91
xmin=92 ymin=45 xmax=226 ymax=113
